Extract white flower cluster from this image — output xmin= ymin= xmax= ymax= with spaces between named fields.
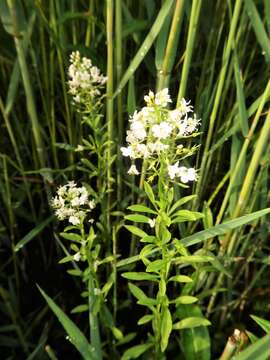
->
xmin=51 ymin=181 xmax=95 ymax=225
xmin=120 ymin=88 xmax=199 ymax=182
xmin=68 ymin=51 xmax=107 ymax=103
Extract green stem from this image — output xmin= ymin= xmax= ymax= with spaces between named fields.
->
xmin=177 ymin=0 xmax=202 ymax=104
xmin=106 ymin=0 xmax=114 ymax=231
xmin=195 ymin=0 xmax=243 ymax=202
xmin=157 ymin=0 xmax=185 ymax=91
xmin=7 ymin=0 xmax=46 ymax=169
xmin=116 ymin=0 xmax=123 ymax=207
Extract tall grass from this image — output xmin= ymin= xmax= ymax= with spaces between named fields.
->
xmin=0 ymin=0 xmax=269 ymax=358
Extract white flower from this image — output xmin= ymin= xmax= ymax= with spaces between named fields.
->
xmin=168 ymin=162 xmax=180 ymax=180
xmin=130 ymin=121 xmax=147 ymax=140
xmin=73 ymin=252 xmax=81 ymax=261
xmin=154 ymin=88 xmax=172 ymax=107
xmin=75 ymin=145 xmax=84 ymax=152
xmin=127 ymin=165 xmax=139 ymax=175
xmin=135 ymin=143 xmax=149 ymax=158
xmin=178 ymin=167 xmax=196 ymax=183
xmin=148 ymin=218 xmax=156 ymax=228
xmin=144 ymin=90 xmax=155 ymax=105
xmin=69 ymin=215 xmax=80 ymax=225
xmin=152 ymin=122 xmax=172 ymax=139
xmin=178 ymin=98 xmax=193 ymax=115
xmin=71 ymin=197 xmax=81 ymax=207
xmin=89 ymin=200 xmax=96 ymax=209
xmin=121 ymin=146 xmax=133 ymax=157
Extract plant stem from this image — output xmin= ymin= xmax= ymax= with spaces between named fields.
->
xmin=106 ymin=0 xmax=114 ymax=231
xmin=177 ymin=0 xmax=202 ymax=104
xmin=116 ymin=0 xmax=123 ymax=207
xmin=7 ymin=0 xmax=46 ymax=169
xmin=157 ymin=0 xmax=185 ymax=91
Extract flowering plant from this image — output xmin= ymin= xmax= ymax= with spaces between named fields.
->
xmin=121 ymin=88 xmax=200 ymax=183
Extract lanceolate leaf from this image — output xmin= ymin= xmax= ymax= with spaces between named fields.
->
xmin=121 ymin=272 xmax=159 ymax=281
xmin=38 ymin=286 xmax=94 ymax=360
xmin=161 ymin=308 xmax=172 ymax=352
xmin=121 ymin=343 xmax=153 ymax=360
xmin=177 ymin=305 xmax=211 ymax=360
xmin=173 ymin=317 xmax=211 ymax=330
xmin=234 ymin=334 xmax=270 ymax=360
xmin=114 ymin=0 xmax=174 ymax=96
xmin=181 ymin=208 xmax=270 ymax=247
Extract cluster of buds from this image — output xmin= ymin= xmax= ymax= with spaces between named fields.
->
xmin=68 ymin=51 xmax=107 ymax=104
xmin=121 ymin=88 xmax=200 ymax=183
xmin=51 ymin=181 xmax=95 ymax=226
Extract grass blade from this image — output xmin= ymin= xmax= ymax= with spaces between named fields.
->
xmin=38 ymin=286 xmax=94 ymax=360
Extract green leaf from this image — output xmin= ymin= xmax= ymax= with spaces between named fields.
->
xmin=112 ymin=326 xmax=124 ymax=340
xmin=174 ymin=296 xmax=198 ymax=305
xmin=114 ymin=0 xmax=174 ymax=96
xmin=251 ymin=315 xmax=270 ymax=334
xmin=121 ymin=343 xmax=153 ymax=360
xmin=171 ymin=210 xmax=204 ymax=223
xmin=122 ymin=272 xmax=159 ymax=281
xmin=244 ymin=0 xmax=270 ymax=63
xmin=144 ymin=182 xmax=156 ymax=206
xmin=60 ymin=232 xmax=82 ymax=242
xmin=127 ymin=205 xmax=157 ymax=214
xmin=173 ymin=317 xmax=211 ymax=330
xmin=234 ymin=334 xmax=270 ymax=360
xmin=233 ymin=50 xmax=249 ymax=136
xmin=168 ymin=195 xmax=197 ymax=215
xmin=125 ymin=214 xmax=150 ymax=223
xmin=14 ymin=215 xmax=54 ymax=252
xmin=71 ymin=304 xmax=89 ymax=314
xmin=37 ymin=286 xmax=94 ymax=359
xmin=181 ymin=208 xmax=270 ymax=247
xmin=174 ymin=255 xmax=214 ymax=265
xmin=161 ymin=308 xmax=172 ymax=352
xmin=128 ymin=283 xmax=157 ymax=307
xmin=177 ymin=305 xmax=211 ymax=360
xmin=169 ymin=275 xmax=193 ymax=283
xmin=146 ymin=259 xmax=164 ymax=273
xmin=124 ymin=225 xmax=147 ymax=238
xmin=137 ymin=314 xmax=153 ymax=325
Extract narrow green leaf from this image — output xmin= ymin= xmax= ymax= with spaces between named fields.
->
xmin=171 ymin=210 xmax=204 ymax=223
xmin=127 ymin=204 xmax=157 ymax=214
xmin=168 ymin=195 xmax=197 ymax=215
xmin=71 ymin=304 xmax=89 ymax=314
xmin=14 ymin=216 xmax=54 ymax=252
xmin=38 ymin=286 xmax=94 ymax=359
xmin=121 ymin=343 xmax=153 ymax=360
xmin=181 ymin=208 xmax=270 ymax=247
xmin=125 ymin=214 xmax=150 ymax=223
xmin=173 ymin=317 xmax=211 ymax=330
xmin=138 ymin=314 xmax=153 ymax=325
xmin=174 ymin=296 xmax=198 ymax=305
xmin=161 ymin=308 xmax=172 ymax=352
xmin=234 ymin=334 xmax=270 ymax=360
xmin=177 ymin=305 xmax=211 ymax=360
xmin=169 ymin=275 xmax=193 ymax=283
xmin=233 ymin=51 xmax=249 ymax=136
xmin=124 ymin=225 xmax=147 ymax=238
xmin=122 ymin=272 xmax=159 ymax=281
xmin=144 ymin=182 xmax=156 ymax=206
xmin=245 ymin=0 xmax=270 ymax=63
xmin=114 ymin=0 xmax=174 ymax=96
xmin=60 ymin=232 xmax=82 ymax=242
xmin=251 ymin=315 xmax=270 ymax=334
xmin=146 ymin=259 xmax=164 ymax=273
